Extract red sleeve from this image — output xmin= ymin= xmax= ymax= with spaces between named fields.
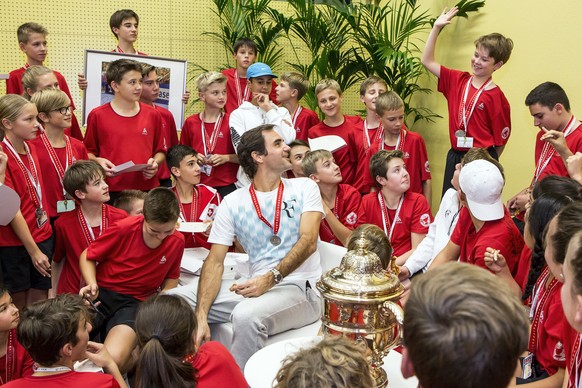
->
xmin=84 ymin=111 xmax=100 ymax=156
xmin=179 ymin=116 xmax=194 ymax=146
xmin=410 ymin=194 xmax=432 ymax=234
xmin=450 ymin=207 xmax=471 ymax=246
xmin=152 ymin=110 xmax=166 ymax=155
xmin=167 ymin=114 xmax=179 ymax=147
xmin=165 ymin=237 xmax=184 ymax=279
xmin=54 ymin=71 xmax=76 ymax=110
xmin=270 ymin=79 xmax=279 ymax=105
xmin=6 ymin=72 xmax=22 ymax=94
xmin=543 ymin=293 xmax=570 ymax=370
xmin=52 ymin=219 xmax=67 ymax=263
xmin=363 ymin=143 xmax=379 ymax=188
xmin=416 ymin=134 xmax=432 ymax=181
xmin=340 ymin=185 xmax=361 ymax=229
xmin=437 ymin=65 xmax=459 ymax=98
xmin=491 ymin=93 xmax=512 ymax=146
xmin=194 ymin=342 xmax=248 ymax=388
xmin=69 ymin=113 xmax=84 ymax=141
xmin=86 ymin=222 xmax=123 ymax=263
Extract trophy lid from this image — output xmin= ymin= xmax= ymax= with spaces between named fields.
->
xmin=317 ymin=237 xmax=402 ymax=301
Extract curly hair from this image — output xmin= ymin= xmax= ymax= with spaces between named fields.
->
xmin=274 ymin=336 xmax=373 ymax=388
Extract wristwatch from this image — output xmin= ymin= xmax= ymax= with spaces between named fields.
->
xmin=270 ymin=268 xmax=283 ymax=284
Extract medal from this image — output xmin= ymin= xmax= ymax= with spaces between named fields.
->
xmin=249 ymin=181 xmax=284 ymax=246
xmin=455 ymin=130 xmax=466 ymax=138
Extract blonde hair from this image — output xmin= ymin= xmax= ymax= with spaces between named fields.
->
xmin=301 ymin=149 xmax=332 ymax=177
xmin=31 ymin=88 xmax=69 ymax=118
xmin=280 ymin=71 xmax=309 ymax=100
xmin=375 ymin=91 xmax=404 ymax=116
xmin=359 ymin=75 xmax=388 ymax=96
xmin=274 ymin=336 xmax=373 ymax=388
xmin=347 ymin=224 xmax=393 ymax=269
xmin=196 ymin=71 xmax=227 ymax=93
xmin=0 ymin=95 xmax=35 ymax=132
xmin=22 ymin=65 xmax=55 ymax=98
xmin=315 ymin=79 xmax=342 ymax=98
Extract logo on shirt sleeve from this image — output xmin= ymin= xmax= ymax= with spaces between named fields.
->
xmin=420 ymin=213 xmax=431 ymax=228
xmin=501 ymin=127 xmax=510 ymax=140
xmin=553 ymin=341 xmax=566 ymax=362
xmin=425 ymin=161 xmax=430 ymax=173
xmin=345 ymin=212 xmax=358 ymax=226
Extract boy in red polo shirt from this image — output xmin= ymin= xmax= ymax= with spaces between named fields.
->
xmin=79 ymin=187 xmax=185 ymax=372
xmin=363 ymin=91 xmax=432 ymax=202
xmin=221 ymin=38 xmax=277 ymax=113
xmin=167 ymin=145 xmax=221 ymax=249
xmin=276 ymin=71 xmax=319 ymax=141
xmin=307 ymin=79 xmax=361 ymax=186
xmin=7 ymin=24 xmax=83 ymax=141
xmin=52 ymin=161 xmax=127 ymax=295
xmin=84 ymin=59 xmax=166 ymax=203
xmin=139 ymin=63 xmax=178 ymax=188
xmin=180 ymin=71 xmax=238 ymax=198
xmin=357 ymin=149 xmax=432 ymax=263
xmin=351 ymin=76 xmax=387 ymax=194
xmin=422 ymin=7 xmax=513 ymax=196
xmin=302 ymin=150 xmax=360 ymax=246
xmin=29 ymin=89 xmax=88 ymax=223
xmin=431 ymin=159 xmax=524 ymax=274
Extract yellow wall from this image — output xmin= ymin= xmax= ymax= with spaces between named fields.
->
xmin=1 ymin=0 xmax=581 ymax=210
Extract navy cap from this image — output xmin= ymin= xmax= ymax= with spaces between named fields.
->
xmin=247 ymin=62 xmax=277 ymax=79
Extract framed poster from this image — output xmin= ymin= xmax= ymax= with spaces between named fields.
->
xmin=82 ymin=49 xmax=187 ymax=129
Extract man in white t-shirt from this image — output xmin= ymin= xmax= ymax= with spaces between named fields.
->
xmin=167 ymin=124 xmax=323 ymax=369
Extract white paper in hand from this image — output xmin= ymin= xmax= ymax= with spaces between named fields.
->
xmin=308 ymin=135 xmax=347 ymax=153
xmin=112 ymin=161 xmax=149 ymax=174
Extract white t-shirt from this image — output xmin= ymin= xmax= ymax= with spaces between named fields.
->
xmin=209 ymin=177 xmax=324 ymax=282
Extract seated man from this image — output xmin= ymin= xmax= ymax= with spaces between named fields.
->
xmin=401 ymin=262 xmax=529 ymax=388
xmin=167 ymin=124 xmax=323 ymax=369
xmin=6 ymin=294 xmax=125 ymax=387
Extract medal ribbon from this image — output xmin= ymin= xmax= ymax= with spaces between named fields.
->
xmin=381 ymin=128 xmax=406 ymax=152
xmin=528 ymin=267 xmax=560 ymax=353
xmin=291 ymin=106 xmax=303 ymax=129
xmin=234 ymin=70 xmax=250 ymax=107
xmin=39 ymin=132 xmax=73 ymax=196
xmin=0 ymin=330 xmax=15 ymax=384
xmin=457 ymin=77 xmax=492 ymax=134
xmin=321 ymin=187 xmax=342 ymax=239
xmin=363 ymin=120 xmax=384 ymax=151
xmin=378 ymin=192 xmax=404 ymax=241
xmin=200 ymin=112 xmax=223 ymax=155
xmin=173 ymin=187 xmax=199 ymax=224
xmin=77 ymin=205 xmax=108 ymax=245
xmin=569 ymin=333 xmax=582 ymax=388
xmin=2 ymin=138 xmax=42 ymax=209
xmin=249 ymin=181 xmax=284 ymax=236
xmin=533 ymin=115 xmax=578 ymax=183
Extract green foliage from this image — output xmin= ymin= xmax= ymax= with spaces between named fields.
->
xmin=199 ymin=0 xmax=485 ymax=125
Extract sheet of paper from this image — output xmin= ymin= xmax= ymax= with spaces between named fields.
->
xmin=177 ymin=222 xmax=208 ymax=233
xmin=112 ymin=161 xmax=149 ymax=174
xmin=308 ymin=135 xmax=347 ymax=153
xmin=180 ymin=247 xmax=209 ymax=275
xmin=0 ymin=184 xmax=21 ymax=226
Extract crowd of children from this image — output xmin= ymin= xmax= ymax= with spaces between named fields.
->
xmin=1 ymin=4 xmax=582 ymax=387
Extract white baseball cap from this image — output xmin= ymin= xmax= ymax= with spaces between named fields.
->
xmin=459 ymin=159 xmax=505 ymax=221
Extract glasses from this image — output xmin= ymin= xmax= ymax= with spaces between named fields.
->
xmin=51 ymin=106 xmax=71 ymax=115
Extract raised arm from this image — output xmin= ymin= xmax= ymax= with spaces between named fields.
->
xmin=421 ymin=7 xmax=459 ymax=78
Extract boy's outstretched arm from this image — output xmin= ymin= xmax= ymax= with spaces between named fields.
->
xmin=421 ymin=7 xmax=459 ymax=78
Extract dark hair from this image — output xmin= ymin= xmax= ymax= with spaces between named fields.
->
xmin=135 ymin=294 xmax=198 ymax=388
xmin=106 ymin=59 xmax=142 ymax=87
xmin=369 ymin=149 xmax=404 ymax=188
xmin=17 ymin=294 xmax=90 ymax=366
xmin=525 ymin=82 xmax=570 ymax=112
xmin=288 ymin=139 xmax=309 ymax=150
xmin=110 ymin=9 xmax=139 ymax=39
xmin=142 ymin=187 xmax=180 ymax=224
xmin=63 ymin=160 xmax=106 ymax=201
xmin=114 ymin=190 xmax=147 ymax=213
xmin=233 ymin=38 xmax=257 ymax=55
xmin=549 ymin=202 xmax=582 ymax=265
xmin=461 ymin=147 xmax=505 ymax=180
xmin=522 ymin=194 xmax=575 ymax=301
xmin=567 ymin=231 xmax=582 ymax=296
xmin=532 ymin=175 xmax=582 ymax=200
xmin=166 ymin=144 xmax=198 ymax=178
xmin=237 ymin=124 xmax=272 ymax=179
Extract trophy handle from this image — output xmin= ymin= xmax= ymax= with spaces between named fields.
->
xmin=382 ymin=300 xmax=404 ymax=349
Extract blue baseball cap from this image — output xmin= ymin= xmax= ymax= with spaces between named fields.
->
xmin=247 ymin=62 xmax=277 ymax=79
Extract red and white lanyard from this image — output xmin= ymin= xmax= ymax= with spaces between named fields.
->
xmin=39 ymin=132 xmax=73 ymax=197
xmin=569 ymin=333 xmax=582 ymax=388
xmin=533 ymin=115 xmax=578 ymax=183
xmin=200 ymin=112 xmax=223 ymax=155
xmin=77 ymin=205 xmax=108 ymax=245
xmin=363 ymin=119 xmax=384 ymax=151
xmin=529 ymin=267 xmax=559 ymax=352
xmin=2 ymin=138 xmax=43 ymax=209
xmin=291 ymin=106 xmax=303 ymax=129
xmin=234 ymin=70 xmax=250 ymax=106
xmin=0 ymin=330 xmax=15 ymax=384
xmin=457 ymin=77 xmax=492 ymax=134
xmin=22 ymin=63 xmax=30 ymax=71
xmin=321 ymin=188 xmax=342 ymax=238
xmin=381 ymin=128 xmax=406 ymax=151
xmin=249 ymin=181 xmax=284 ymax=236
xmin=173 ymin=186 xmax=199 ymax=223
xmin=378 ymin=192 xmax=404 ymax=241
